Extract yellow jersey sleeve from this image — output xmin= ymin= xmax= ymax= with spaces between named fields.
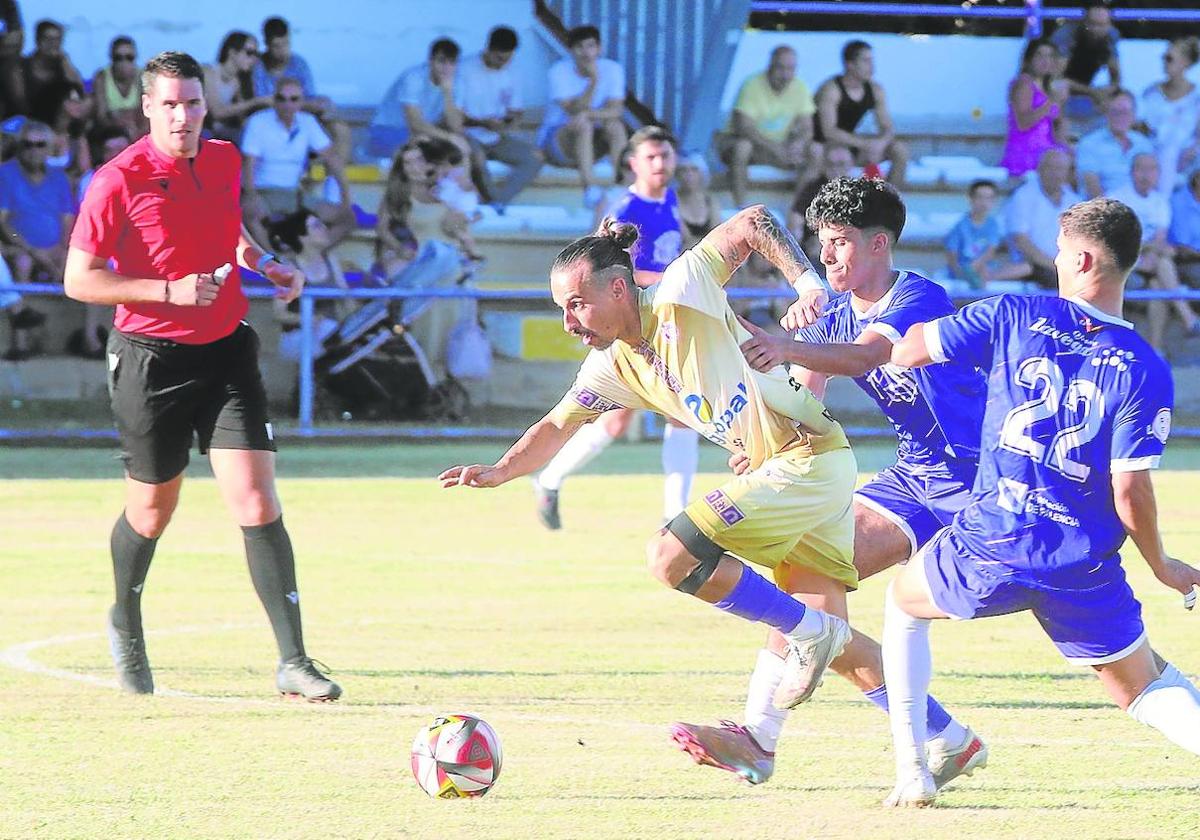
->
xmin=547 ymin=348 xmax=647 ymax=427
xmin=653 ymin=242 xmax=734 ymax=321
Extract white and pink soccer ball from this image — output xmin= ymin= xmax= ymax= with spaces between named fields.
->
xmin=410 ymin=714 xmax=503 ymax=798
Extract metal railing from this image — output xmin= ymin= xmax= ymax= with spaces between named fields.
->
xmin=6 ymin=282 xmax=1200 ymax=441
xmin=749 ymin=2 xmax=1200 ymax=23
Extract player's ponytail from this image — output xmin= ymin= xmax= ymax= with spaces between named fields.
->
xmin=551 ymin=216 xmax=637 ymax=280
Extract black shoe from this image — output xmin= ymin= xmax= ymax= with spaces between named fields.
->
xmin=10 ymin=307 xmax=46 ymax=329
xmin=534 ymin=482 xmax=561 ymax=530
xmin=105 ymin=606 xmax=154 ymax=694
xmin=276 ymin=657 xmax=342 ymax=701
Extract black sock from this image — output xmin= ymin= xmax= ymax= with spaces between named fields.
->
xmin=111 ymin=513 xmax=158 ymax=637
xmin=242 ymin=516 xmax=306 ymax=663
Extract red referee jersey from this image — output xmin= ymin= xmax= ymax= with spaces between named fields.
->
xmin=70 ymin=135 xmax=248 ymax=344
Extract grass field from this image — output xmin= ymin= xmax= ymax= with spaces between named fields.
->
xmin=2 ymin=440 xmax=1199 ymax=840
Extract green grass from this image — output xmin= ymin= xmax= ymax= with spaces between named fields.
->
xmin=2 ymin=441 xmax=1199 ymax=839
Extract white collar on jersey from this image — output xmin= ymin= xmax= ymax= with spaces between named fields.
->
xmin=1067 ymin=296 xmax=1134 ymax=329
xmin=851 ymin=270 xmax=908 ymax=320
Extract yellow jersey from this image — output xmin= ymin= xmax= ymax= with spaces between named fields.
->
xmin=549 ymin=242 xmax=849 ymax=470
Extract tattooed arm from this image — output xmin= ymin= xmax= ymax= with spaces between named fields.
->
xmin=701 ymin=204 xmax=828 ymax=328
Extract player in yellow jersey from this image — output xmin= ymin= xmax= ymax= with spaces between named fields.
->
xmin=440 ymin=205 xmax=857 ymax=711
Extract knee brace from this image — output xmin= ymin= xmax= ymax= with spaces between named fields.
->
xmin=665 ymin=513 xmax=725 ymax=595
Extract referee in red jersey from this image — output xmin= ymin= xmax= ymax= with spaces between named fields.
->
xmin=64 ymin=51 xmax=340 ymax=701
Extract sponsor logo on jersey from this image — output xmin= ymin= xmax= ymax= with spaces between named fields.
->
xmin=1151 ymin=407 xmax=1172 ymax=443
xmin=572 ymin=388 xmax=623 ymax=412
xmin=865 ymin=363 xmax=918 ymax=405
xmin=704 ymin=489 xmax=745 ymax=526
xmin=633 ymin=340 xmax=683 ymax=393
xmin=686 ymin=382 xmax=750 ymax=445
xmin=1028 ymin=316 xmax=1103 ymax=356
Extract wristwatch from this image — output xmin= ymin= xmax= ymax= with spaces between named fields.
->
xmin=256 ymin=252 xmax=279 ymax=272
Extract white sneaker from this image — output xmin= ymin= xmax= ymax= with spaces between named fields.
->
xmin=883 ymin=768 xmax=937 ymax=808
xmin=772 ymin=611 xmax=851 ymax=709
xmin=928 ymin=726 xmax=988 ymax=790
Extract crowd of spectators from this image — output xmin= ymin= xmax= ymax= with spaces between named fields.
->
xmin=3 ymin=1 xmax=1200 ymax=367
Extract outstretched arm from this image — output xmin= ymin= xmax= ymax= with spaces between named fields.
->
xmin=891 ymin=321 xmax=936 ymax=369
xmin=439 ymin=413 xmax=585 ymax=488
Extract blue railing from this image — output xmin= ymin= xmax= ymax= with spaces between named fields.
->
xmin=749 ymin=2 xmax=1200 ymax=23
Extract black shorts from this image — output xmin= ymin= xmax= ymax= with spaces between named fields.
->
xmin=107 ymin=322 xmax=276 ymax=484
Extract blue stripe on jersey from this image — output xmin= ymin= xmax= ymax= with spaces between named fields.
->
xmin=796 ymin=271 xmax=986 ymax=467
xmin=612 ymin=188 xmax=683 ymax=273
xmin=933 ymin=294 xmax=1173 ymax=578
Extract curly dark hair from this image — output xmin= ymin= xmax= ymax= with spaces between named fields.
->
xmin=1059 ymin=198 xmax=1142 ymax=275
xmin=804 ymin=176 xmax=906 ymax=243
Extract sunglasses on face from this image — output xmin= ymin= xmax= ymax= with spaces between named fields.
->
xmin=113 ymin=53 xmax=135 ymax=62
xmin=242 ymin=47 xmax=258 ymax=56
xmin=275 ymin=94 xmax=301 ymax=102
xmin=21 ymin=140 xmax=49 ymax=150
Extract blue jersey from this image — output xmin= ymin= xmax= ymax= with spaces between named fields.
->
xmin=930 ymin=294 xmax=1173 ymax=581
xmin=612 ymin=187 xmax=683 ymax=273
xmin=796 ymin=271 xmax=986 ymax=468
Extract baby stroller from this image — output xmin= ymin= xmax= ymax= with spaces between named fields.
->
xmin=314 ymin=241 xmax=475 ymax=422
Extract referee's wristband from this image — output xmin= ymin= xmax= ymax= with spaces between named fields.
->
xmin=256 ymin=252 xmax=279 ymax=273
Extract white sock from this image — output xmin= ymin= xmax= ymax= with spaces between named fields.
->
xmin=930 ymin=718 xmax=968 ymax=749
xmin=1128 ymin=669 xmax=1200 ymax=755
xmin=537 ymin=422 xmax=614 ymax=491
xmin=744 ymin=648 xmax=789 ymax=752
xmin=882 ymin=582 xmax=932 ymax=778
xmin=661 ymin=425 xmax=699 ymax=520
xmin=1158 ymin=662 xmax=1200 ymax=704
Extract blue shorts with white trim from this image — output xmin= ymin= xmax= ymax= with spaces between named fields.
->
xmin=854 ymin=459 xmax=975 ymax=554
xmin=921 ymin=527 xmax=1146 ymax=664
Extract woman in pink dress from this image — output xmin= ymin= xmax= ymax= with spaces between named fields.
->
xmin=1000 ymin=39 xmax=1068 ymax=178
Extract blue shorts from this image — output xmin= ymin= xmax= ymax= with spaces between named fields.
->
xmin=919 ymin=527 xmax=1147 ymax=665
xmin=854 ymin=461 xmax=975 ymax=556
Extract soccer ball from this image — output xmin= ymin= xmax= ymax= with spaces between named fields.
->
xmin=410 ymin=714 xmax=503 ymax=798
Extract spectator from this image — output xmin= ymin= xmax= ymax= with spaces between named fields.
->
xmin=15 ymin=19 xmax=86 ymax=128
xmin=374 ymin=137 xmax=471 ymax=375
xmin=240 ymin=77 xmax=352 ymax=249
xmin=0 ymin=0 xmax=22 ymax=119
xmin=1005 ymin=147 xmax=1081 ymax=288
xmin=455 ymin=26 xmax=543 ymax=209
xmin=537 ymin=25 xmax=628 ymax=209
xmin=1111 ymin=152 xmax=1199 ymax=351
xmin=267 ymin=208 xmax=350 ymax=361
xmin=252 ymin=17 xmax=350 ymax=167
xmin=204 ymin=31 xmax=271 ymax=143
xmin=943 ymin=180 xmax=1030 ymax=289
xmin=1000 ymin=38 xmax=1069 ymax=179
xmin=1050 ymin=1 xmax=1121 ymax=132
xmin=0 ymin=120 xmax=73 ymax=359
xmin=1169 ymin=168 xmax=1200 ymax=288
xmin=369 ymin=38 xmax=468 ymax=161
xmin=1140 ymin=37 xmax=1200 ymax=197
xmin=77 ymin=126 xmax=131 ymax=207
xmin=812 ymin=40 xmax=908 ymax=186
xmin=1076 ymin=89 xmax=1152 ymax=198
xmin=787 ymin=143 xmax=853 ymax=265
xmin=675 ymin=153 xmax=721 ymax=250
xmin=0 ymin=249 xmax=44 ymax=361
xmin=0 ymin=119 xmax=73 ymax=282
xmin=91 ymin=36 xmax=147 ymax=139
xmin=715 ymin=45 xmax=816 ymax=208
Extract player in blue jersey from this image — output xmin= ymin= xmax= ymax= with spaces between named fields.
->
xmin=882 ymin=197 xmax=1200 ymax=808
xmin=535 ymin=126 xmax=702 ymax=528
xmin=672 ymin=178 xmax=987 ymax=788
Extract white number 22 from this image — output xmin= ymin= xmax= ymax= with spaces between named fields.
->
xmin=998 ymin=356 xmax=1105 ymax=482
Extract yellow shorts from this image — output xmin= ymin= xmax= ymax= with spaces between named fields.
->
xmin=682 ymin=446 xmax=858 ymax=590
